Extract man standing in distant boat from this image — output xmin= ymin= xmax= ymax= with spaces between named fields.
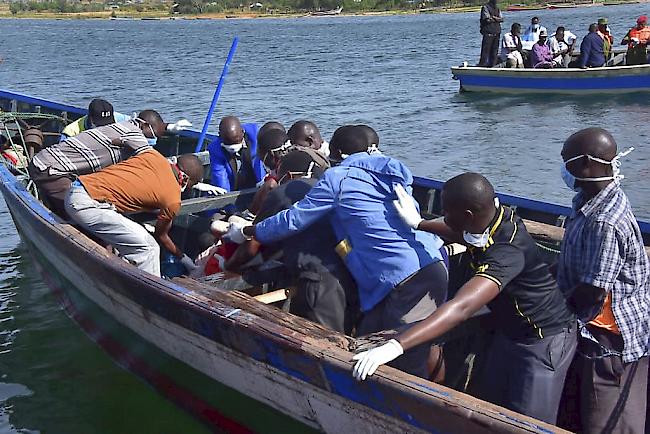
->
xmin=500 ymin=22 xmax=524 ymax=68
xmin=478 ymin=0 xmax=503 ymax=67
xmin=208 ymin=116 xmax=265 ymax=192
xmin=353 ymin=172 xmax=577 ymax=425
xmin=621 ymin=15 xmax=650 ymax=65
xmin=557 ymin=127 xmax=648 ymax=433
xmin=65 ymin=151 xmax=204 ymax=277
xmin=597 ymin=18 xmax=614 ymax=62
xmin=578 ymin=24 xmax=606 ymax=68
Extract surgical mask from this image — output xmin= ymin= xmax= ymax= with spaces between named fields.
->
xmin=561 ymin=147 xmax=634 ymax=190
xmin=135 ymin=117 xmax=158 ymax=146
xmin=339 ymin=143 xmax=381 ymax=160
xmin=278 ymin=162 xmax=315 ymax=185
xmin=318 ymin=141 xmax=330 ymax=158
xmin=532 ymin=24 xmax=540 ymax=30
xmin=222 ymin=139 xmax=245 ymax=154
xmin=462 ymin=197 xmax=500 ymax=248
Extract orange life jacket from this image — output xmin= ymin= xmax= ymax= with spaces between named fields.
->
xmin=627 ymin=26 xmax=650 ymax=48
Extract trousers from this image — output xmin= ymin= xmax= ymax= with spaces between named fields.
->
xmin=64 ymin=182 xmax=161 ymax=277
xmin=478 ymin=323 xmax=578 ymax=424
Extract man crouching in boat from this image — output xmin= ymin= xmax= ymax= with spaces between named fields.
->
xmin=223 ymin=148 xmax=358 ymax=333
xmin=223 ymin=125 xmax=448 ymax=379
xmin=64 ymin=150 xmax=203 ymax=277
xmin=28 ymin=110 xmax=168 ymax=218
xmin=354 ymin=173 xmax=577 ymax=425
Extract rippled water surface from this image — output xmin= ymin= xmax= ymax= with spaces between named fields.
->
xmin=0 ymin=5 xmax=649 ymax=432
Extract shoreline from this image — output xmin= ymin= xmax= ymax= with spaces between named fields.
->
xmin=0 ymin=0 xmax=645 ymax=20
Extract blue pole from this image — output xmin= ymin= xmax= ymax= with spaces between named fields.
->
xmin=195 ymin=37 xmax=239 ymax=153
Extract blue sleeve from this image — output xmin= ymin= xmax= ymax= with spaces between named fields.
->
xmin=255 ymin=173 xmax=338 ymax=244
xmin=59 ymin=133 xmax=68 ymax=142
xmin=579 ymin=37 xmax=591 ymax=68
xmin=208 ymin=139 xmax=232 ymax=191
xmin=242 ymin=123 xmax=266 ymax=183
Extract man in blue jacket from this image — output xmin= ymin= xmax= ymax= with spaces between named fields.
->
xmin=578 ymin=24 xmax=606 ymax=68
xmin=225 ymin=125 xmax=447 ymax=379
xmin=208 ymin=116 xmax=266 ymax=192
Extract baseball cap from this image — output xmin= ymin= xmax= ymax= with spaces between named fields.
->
xmin=598 ymin=17 xmax=608 ymax=25
xmin=88 ymin=98 xmax=115 ymax=127
xmin=539 ymin=29 xmax=548 ymax=37
xmin=638 ymin=15 xmax=648 ymax=24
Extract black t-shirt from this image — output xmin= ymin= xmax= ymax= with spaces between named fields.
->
xmin=254 ymin=178 xmax=342 ymax=271
xmin=468 ymin=206 xmax=575 ymax=340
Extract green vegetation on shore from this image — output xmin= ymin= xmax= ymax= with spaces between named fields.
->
xmin=0 ymin=0 xmax=643 ymax=19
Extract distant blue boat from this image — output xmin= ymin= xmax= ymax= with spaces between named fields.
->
xmin=451 ymin=64 xmax=650 ymax=94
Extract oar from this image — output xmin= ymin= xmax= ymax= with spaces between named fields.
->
xmin=195 ymin=36 xmax=239 ymax=153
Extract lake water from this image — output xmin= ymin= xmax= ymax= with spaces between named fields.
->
xmin=0 ymin=5 xmax=649 ymax=432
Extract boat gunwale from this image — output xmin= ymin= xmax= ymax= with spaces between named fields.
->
xmin=0 ymin=162 xmax=565 ymax=434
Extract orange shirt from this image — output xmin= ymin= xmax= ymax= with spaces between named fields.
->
xmin=80 ymin=149 xmax=181 ymax=222
xmin=589 ymin=292 xmax=620 ymax=335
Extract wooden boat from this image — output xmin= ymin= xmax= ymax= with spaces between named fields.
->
xmin=546 ymin=3 xmax=577 ymax=9
xmin=506 ymin=4 xmax=546 ymax=11
xmin=310 ymin=6 xmax=342 ymax=16
xmin=451 ymin=63 xmax=650 ymax=94
xmin=1 ymin=89 xmax=648 ymax=433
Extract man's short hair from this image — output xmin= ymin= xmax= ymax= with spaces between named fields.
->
xmin=137 ymin=109 xmax=164 ymax=126
xmin=443 ymin=172 xmax=495 ymax=213
xmin=330 ymin=125 xmax=372 ymax=156
xmin=277 ymin=149 xmax=325 ymax=180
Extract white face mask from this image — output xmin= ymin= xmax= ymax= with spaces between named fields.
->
xmin=222 ymin=139 xmax=245 ymax=154
xmin=462 ymin=197 xmax=500 ymax=248
xmin=562 ymin=147 xmax=634 ymax=189
xmin=318 ymin=140 xmax=330 ymax=158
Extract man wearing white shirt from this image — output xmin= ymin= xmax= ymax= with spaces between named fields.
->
xmin=522 ymin=16 xmax=547 ymax=50
xmin=500 ymin=23 xmax=524 ymax=68
xmin=547 ymin=26 xmax=577 ymax=67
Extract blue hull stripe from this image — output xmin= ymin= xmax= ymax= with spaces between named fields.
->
xmin=458 ymin=73 xmax=650 ymax=90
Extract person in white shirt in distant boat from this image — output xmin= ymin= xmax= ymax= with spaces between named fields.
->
xmin=522 ymin=16 xmax=547 ymax=50
xmin=500 ymin=22 xmax=525 ymax=68
xmin=546 ymin=26 xmax=577 ymax=67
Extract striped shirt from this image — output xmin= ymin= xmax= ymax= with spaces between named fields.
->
xmin=32 ymin=120 xmax=150 ymax=178
xmin=558 ymin=182 xmax=650 ymax=363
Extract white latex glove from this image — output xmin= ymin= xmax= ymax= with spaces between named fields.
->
xmin=223 ymin=221 xmax=251 ymax=244
xmin=393 ymin=183 xmax=423 ymax=229
xmin=193 ymin=182 xmax=227 ymax=195
xmin=179 ymin=253 xmax=198 ymax=272
xmin=167 ymin=119 xmax=192 ymax=134
xmin=352 ymin=339 xmax=404 ymax=381
xmin=210 ymin=220 xmax=230 ymax=235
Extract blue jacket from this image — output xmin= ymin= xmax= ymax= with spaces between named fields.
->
xmin=255 ymin=152 xmax=444 ymax=312
xmin=579 ymin=32 xmax=605 ymax=68
xmin=208 ymin=123 xmax=265 ymax=192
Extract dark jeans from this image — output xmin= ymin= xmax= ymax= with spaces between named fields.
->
xmin=479 ymin=33 xmax=500 ymax=67
xmin=357 ymin=261 xmax=448 ymax=379
xmin=478 ymin=323 xmax=578 ymax=424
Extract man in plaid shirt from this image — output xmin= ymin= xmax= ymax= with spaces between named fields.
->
xmin=558 ymin=127 xmax=649 ymax=433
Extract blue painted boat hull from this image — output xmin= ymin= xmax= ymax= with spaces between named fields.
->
xmin=451 ymin=64 xmax=650 ymax=94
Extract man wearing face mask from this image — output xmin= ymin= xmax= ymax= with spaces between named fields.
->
xmin=558 ymin=128 xmax=648 ymax=434
xmin=224 ymin=148 xmax=358 ymax=333
xmin=60 ymin=99 xmax=191 ymax=143
xmin=224 ymin=125 xmax=447 ymax=379
xmin=28 ymin=110 xmax=167 ymax=218
xmin=354 ymin=172 xmax=577 ymax=425
xmin=522 ymin=16 xmax=547 ymax=51
xmin=287 ymin=120 xmax=330 ymax=158
xmin=65 ymin=151 xmax=203 ymax=277
xmin=207 ymin=116 xmax=265 ymax=192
